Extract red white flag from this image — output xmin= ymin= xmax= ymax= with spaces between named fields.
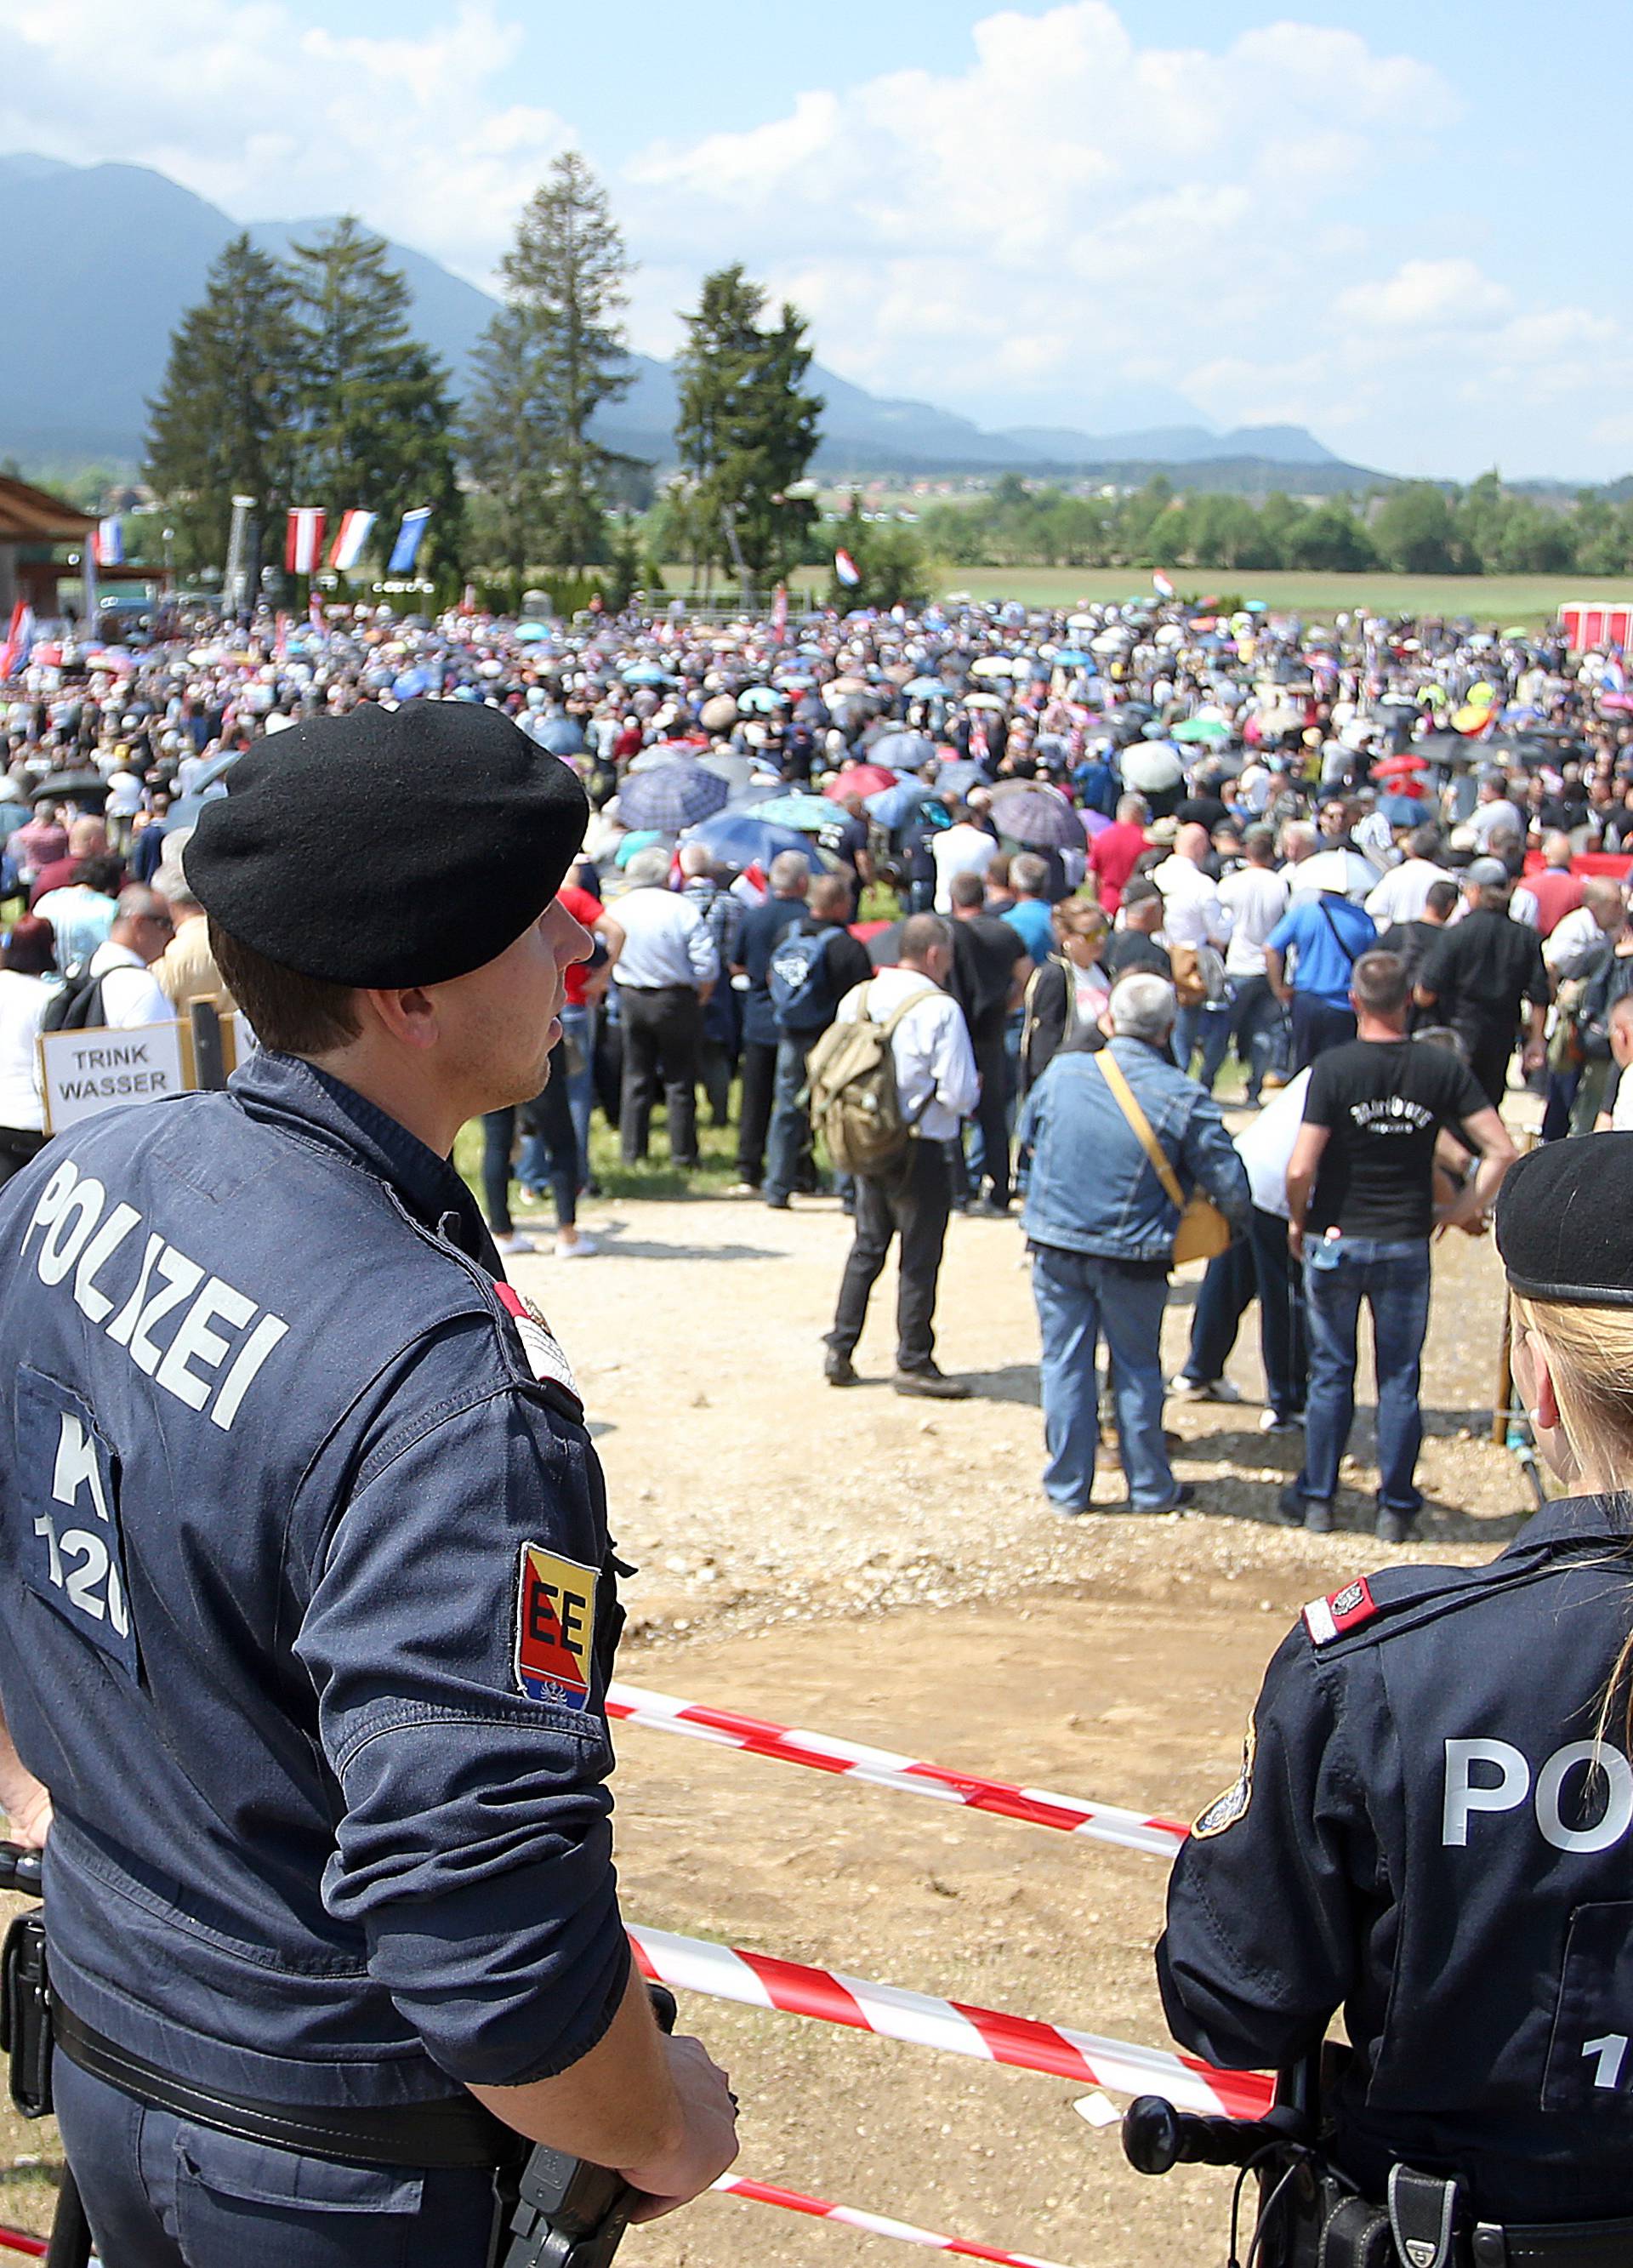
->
xmin=328 ymin=509 xmax=376 ymax=572
xmin=834 ymin=549 xmax=861 ymax=589
xmin=286 ymin=509 xmax=326 ymax=575
xmin=1152 ymin=569 xmax=1175 ymax=600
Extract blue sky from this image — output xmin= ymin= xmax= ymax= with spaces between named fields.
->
xmin=3 ymin=0 xmax=1622 ymax=479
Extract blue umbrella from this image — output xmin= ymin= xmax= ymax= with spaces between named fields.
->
xmin=738 ymin=686 xmax=787 ymax=712
xmin=754 ymin=792 xmax=834 ymax=834
xmin=1052 ymin=648 xmax=1093 ymax=668
xmin=871 ymin=729 xmax=937 ymax=772
xmin=934 ymin=759 xmax=987 ymax=798
xmin=515 ymin=620 xmax=551 ymax=643
xmin=683 ymin=810 xmax=827 ymax=874
xmin=538 ymin=719 xmax=586 ymax=755
xmin=621 ymin=662 xmax=674 ymax=686
xmin=617 ymin=763 xmax=730 ymax=832
xmin=904 ymin=675 xmax=947 ymax=698
xmin=866 ymin=782 xmax=952 ymax=833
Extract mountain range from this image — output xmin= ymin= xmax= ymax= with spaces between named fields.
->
xmin=2 ymin=153 xmax=1382 ymax=492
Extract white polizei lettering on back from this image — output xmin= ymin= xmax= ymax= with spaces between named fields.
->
xmin=208 ymin=1313 xmax=289 ymax=1432
xmin=23 ymin=1156 xmax=291 ymax=1428
xmin=72 ymin=1201 xmax=142 ymax=1323
xmin=52 ymin=1413 xmax=109 ymax=1524
xmin=37 ymin=1175 xmax=106 ymax=1285
xmin=1535 ymin=1741 xmax=1633 ymax=1853
xmin=1442 ymin=1737 xmax=1529 ymax=1845
xmin=128 ymin=1246 xmax=206 ymax=1376
xmin=155 ymin=1276 xmax=257 ymax=1412
xmin=1443 ymin=1735 xmax=1633 ymax=1850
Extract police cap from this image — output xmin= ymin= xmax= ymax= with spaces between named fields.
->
xmin=1495 ymin=1133 xmax=1633 ymax=1308
xmin=187 ymin=702 xmax=589 ymax=988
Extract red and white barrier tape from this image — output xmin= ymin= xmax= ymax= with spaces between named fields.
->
xmin=714 ymin=2173 xmax=1078 ymax=2267
xmin=628 ymin=1924 xmax=1272 ymax=2119
xmin=0 ymin=2225 xmax=43 ymax=2259
xmin=606 ymin=1681 xmax=1187 ymax=1859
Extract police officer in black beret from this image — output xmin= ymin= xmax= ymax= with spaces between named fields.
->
xmin=0 ymin=703 xmax=738 ymax=2265
xmin=1158 ymin=1132 xmax=1633 ymax=2265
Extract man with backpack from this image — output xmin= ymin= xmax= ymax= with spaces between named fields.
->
xmin=816 ymin=915 xmax=978 ymax=1398
xmin=763 ymin=874 xmax=873 ymax=1211
xmin=44 ymin=886 xmax=173 ymax=1034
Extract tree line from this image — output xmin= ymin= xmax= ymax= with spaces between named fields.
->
xmin=914 ymin=470 xmax=1633 ymax=578
xmin=140 ymin=155 xmax=824 ymax=606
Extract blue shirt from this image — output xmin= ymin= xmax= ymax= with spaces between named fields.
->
xmin=1266 ymin=893 xmax=1377 ymax=1009
xmin=1001 ymin=898 xmax=1055 ymax=964
xmin=0 ymin=1051 xmax=628 ymax=2106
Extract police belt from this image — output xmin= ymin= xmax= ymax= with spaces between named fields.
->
xmin=51 ymin=1996 xmax=516 ymax=2171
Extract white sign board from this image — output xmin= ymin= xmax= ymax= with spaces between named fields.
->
xmin=40 ymin=1020 xmax=189 ymax=1133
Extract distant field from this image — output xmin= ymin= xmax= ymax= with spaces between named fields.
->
xmin=663 ymin=564 xmax=1623 ymax=628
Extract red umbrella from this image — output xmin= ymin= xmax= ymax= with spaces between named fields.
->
xmin=1372 ymin=752 xmax=1427 ymax=778
xmin=823 ymin=765 xmax=896 ymax=800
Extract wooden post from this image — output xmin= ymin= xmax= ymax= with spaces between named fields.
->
xmin=190 ymin=998 xmax=227 ymax=1091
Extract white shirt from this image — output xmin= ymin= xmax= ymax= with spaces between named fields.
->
xmin=1219 ymin=865 xmax=1288 ymax=977
xmin=1233 ymin=1068 xmax=1312 ymax=1220
xmin=1365 ymin=858 xmax=1448 ymax=926
xmin=1544 ymin=906 xmax=1609 ymax=974
xmin=607 ymin=886 xmax=719 ymax=991
xmin=1149 ymin=853 xmax=1226 ymax=949
xmin=834 ymin=966 xmax=979 ymax=1143
xmin=0 ymin=969 xmax=50 ymax=1130
xmin=930 ymin=823 xmax=999 ymax=912
xmin=1471 ymin=797 xmax=1523 ymax=849
xmin=103 ymin=767 xmax=146 ymax=818
xmin=1614 ymin=1069 xmax=1633 ymax=1132
xmin=87 ymin=939 xmax=172 ymax=1030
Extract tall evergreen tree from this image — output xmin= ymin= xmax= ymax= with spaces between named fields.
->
xmin=144 ymin=233 xmax=303 ymax=576
xmin=674 ymin=266 xmax=822 ymax=595
xmin=465 ymin=152 xmax=635 ymax=573
xmin=287 ymin=216 xmax=463 ymax=576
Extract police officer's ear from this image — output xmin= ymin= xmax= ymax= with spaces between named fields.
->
xmin=356 ymin=985 xmax=441 ymax=1054
xmin=1511 ymin=1315 xmax=1567 ymax=1474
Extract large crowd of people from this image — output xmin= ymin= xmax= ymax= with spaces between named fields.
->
xmin=2 ymin=587 xmax=1630 ymax=1519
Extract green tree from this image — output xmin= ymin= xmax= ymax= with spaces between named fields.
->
xmin=471 ymin=152 xmax=638 ymax=573
xmin=144 ymin=232 xmax=303 ymax=576
xmin=460 ymin=308 xmax=559 ymax=573
xmin=825 ymin=498 xmax=931 ymax=610
xmin=674 ymin=265 xmax=823 ymax=595
xmin=287 ymin=216 xmax=463 ymax=577
xmin=1372 ymin=482 xmax=1460 ymax=573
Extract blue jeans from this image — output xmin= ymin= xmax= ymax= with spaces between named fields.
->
xmin=1175 ymin=1000 xmax=1231 ymax=1091
xmin=1300 ymin=1235 xmax=1431 ymax=1512
xmin=764 ymin=1032 xmax=816 ymax=1201
xmin=1031 ymin=1245 xmax=1176 ymax=1510
xmin=1181 ymin=1205 xmax=1306 ymax=1419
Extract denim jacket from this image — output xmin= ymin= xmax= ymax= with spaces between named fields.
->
xmin=1018 ymin=1035 xmax=1250 ymax=1262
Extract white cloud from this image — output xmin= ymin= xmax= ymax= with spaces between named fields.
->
xmin=0 ymin=0 xmax=570 ymax=280
xmin=1334 ymin=259 xmax=1511 ymax=333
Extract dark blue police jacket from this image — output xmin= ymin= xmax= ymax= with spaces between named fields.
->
xmin=0 ymin=1051 xmax=629 ymax=2107
xmin=1158 ymin=1496 xmax=1633 ymax=2220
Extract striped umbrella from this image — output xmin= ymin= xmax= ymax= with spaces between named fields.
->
xmin=988 ymin=785 xmax=1082 ymax=851
xmin=617 ymin=763 xmax=730 ymax=832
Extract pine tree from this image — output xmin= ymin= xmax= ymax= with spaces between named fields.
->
xmin=469 ymin=152 xmax=636 ymax=573
xmin=287 ymin=216 xmax=463 ymax=576
xmin=674 ymin=266 xmax=823 ymax=598
xmin=144 ymin=233 xmax=303 ymax=576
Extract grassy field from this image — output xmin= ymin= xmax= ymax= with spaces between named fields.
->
xmin=669 ymin=563 xmax=1613 ymax=627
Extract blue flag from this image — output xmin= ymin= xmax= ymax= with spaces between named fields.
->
xmin=388 ymin=507 xmax=432 ymax=573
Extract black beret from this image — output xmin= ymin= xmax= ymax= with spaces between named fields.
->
xmin=186 ymin=703 xmax=589 ymax=987
xmin=1495 ymin=1133 xmax=1633 ymax=1308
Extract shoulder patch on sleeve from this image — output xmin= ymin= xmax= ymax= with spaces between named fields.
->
xmin=493 ymin=1281 xmax=582 ymax=1411
xmin=515 ymin=1543 xmax=599 ymax=1707
xmin=1192 ymin=1711 xmax=1256 ymax=1839
xmin=1303 ymin=1576 xmax=1379 ymax=1646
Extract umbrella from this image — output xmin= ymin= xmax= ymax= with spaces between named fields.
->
xmin=1118 ymin=743 xmax=1185 ymax=794
xmin=538 ymin=719 xmax=586 ymax=756
xmin=754 ymin=793 xmax=833 ymax=834
xmin=933 ymin=759 xmax=987 ymax=797
xmin=696 ymin=750 xmax=758 ymax=795
xmin=1171 ymin=718 xmax=1231 ymax=744
xmin=1372 ymin=752 xmax=1426 ymax=778
xmin=866 ymin=782 xmax=952 ymax=834
xmin=627 ymin=738 xmax=704 ymax=772
xmin=970 ymin=655 xmax=1017 ymax=678
xmin=617 ymin=763 xmax=730 ymax=832
xmin=682 ymin=810 xmax=827 ymax=874
xmin=738 ymin=686 xmax=786 ymax=712
xmin=870 ymin=730 xmax=936 ymax=772
xmin=963 ymin=692 xmax=1008 ymax=712
xmin=514 ymin=621 xmax=551 ymax=643
xmin=31 ymin=771 xmax=108 ymax=806
xmin=988 ymin=785 xmax=1081 ymax=851
xmin=701 ymin=693 xmax=739 ymax=731
xmin=823 ymin=765 xmax=896 ymax=800
xmin=1051 ymin=648 xmax=1094 ymax=668
xmin=904 ymin=675 xmax=946 ymax=697
xmin=621 ymin=662 xmax=673 ymax=686
xmin=825 ymin=675 xmax=872 ymax=698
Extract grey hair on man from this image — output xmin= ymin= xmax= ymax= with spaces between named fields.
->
xmin=767 ymin=850 xmax=811 ymax=897
xmin=623 ymin=846 xmax=672 ymax=889
xmin=1108 ymin=971 xmax=1178 ymax=1044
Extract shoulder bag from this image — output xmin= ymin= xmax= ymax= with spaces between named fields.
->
xmin=1093 ymin=1048 xmax=1232 ymax=1265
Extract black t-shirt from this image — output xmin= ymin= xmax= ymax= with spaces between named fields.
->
xmin=1102 ymin=931 xmax=1172 ymax=983
xmin=1418 ymin=909 xmax=1549 ymax=1039
xmin=951 ymin=914 xmax=1027 ymax=1041
xmin=1303 ymin=1038 xmax=1489 ymax=1240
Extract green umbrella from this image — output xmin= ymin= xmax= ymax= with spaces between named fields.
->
xmin=1172 ymin=717 xmax=1232 ymax=744
xmin=754 ymin=793 xmax=834 ymax=834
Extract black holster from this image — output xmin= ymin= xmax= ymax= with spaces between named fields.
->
xmin=0 ymin=1908 xmax=54 ymax=2117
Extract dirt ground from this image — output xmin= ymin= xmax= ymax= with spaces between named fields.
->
xmin=0 ymin=1143 xmax=1537 ymax=2267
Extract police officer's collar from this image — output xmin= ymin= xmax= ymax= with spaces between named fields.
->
xmin=1507 ymin=1490 xmax=1632 ymax=1556
xmin=229 ymin=1050 xmax=498 ymax=1268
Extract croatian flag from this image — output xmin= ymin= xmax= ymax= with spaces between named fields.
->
xmin=94 ymin=516 xmax=124 ymax=567
xmin=1152 ymin=569 xmax=1175 ymax=600
xmin=329 ymin=509 xmax=376 ymax=572
xmin=286 ymin=508 xmax=326 ymax=574
xmin=0 ymin=602 xmax=35 ymax=680
xmin=1604 ymin=651 xmax=1627 ymax=696
xmin=388 ymin=506 xmax=433 ymax=573
xmin=834 ymin=548 xmax=861 ymax=589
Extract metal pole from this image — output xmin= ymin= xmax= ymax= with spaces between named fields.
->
xmin=190 ymin=1000 xmax=227 ymax=1092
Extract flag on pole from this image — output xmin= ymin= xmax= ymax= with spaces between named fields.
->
xmin=1603 ymin=651 xmax=1627 ymax=696
xmin=1152 ymin=569 xmax=1175 ymax=600
xmin=0 ymin=602 xmax=35 ymax=680
xmin=286 ymin=509 xmax=326 ymax=575
xmin=771 ymin=583 xmax=789 ymax=641
xmin=309 ymin=589 xmax=326 ymax=632
xmin=387 ymin=507 xmax=433 ymax=573
xmin=834 ymin=548 xmax=860 ymax=589
xmin=329 ymin=510 xmax=377 ymax=573
xmin=94 ymin=516 xmax=124 ymax=567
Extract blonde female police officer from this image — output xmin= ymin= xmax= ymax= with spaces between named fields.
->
xmin=1158 ymin=1131 xmax=1633 ymax=2263
xmin=0 ymin=703 xmax=737 ymax=2265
